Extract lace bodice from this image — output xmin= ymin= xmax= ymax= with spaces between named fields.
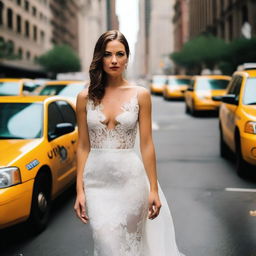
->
xmin=86 ymin=93 xmax=139 ymax=149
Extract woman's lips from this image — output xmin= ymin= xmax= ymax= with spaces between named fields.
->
xmin=110 ymin=67 xmax=119 ymax=70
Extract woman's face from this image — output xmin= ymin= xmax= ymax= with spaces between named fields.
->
xmin=103 ymin=40 xmax=128 ymax=77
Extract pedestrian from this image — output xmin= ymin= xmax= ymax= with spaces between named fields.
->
xmin=74 ymin=30 xmax=184 ymax=256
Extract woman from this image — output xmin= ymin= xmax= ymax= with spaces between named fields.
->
xmin=74 ymin=30 xmax=183 ymax=256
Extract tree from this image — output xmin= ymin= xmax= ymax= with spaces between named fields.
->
xmin=171 ymin=35 xmax=228 ymax=73
xmin=37 ymin=45 xmax=81 ymax=74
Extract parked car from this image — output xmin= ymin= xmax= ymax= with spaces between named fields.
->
xmin=149 ymin=75 xmax=167 ymax=95
xmin=0 ymin=78 xmax=37 ymax=96
xmin=38 ymin=81 xmax=87 ymax=104
xmin=0 ymin=96 xmax=77 ymax=232
xmin=163 ymin=75 xmax=191 ymax=100
xmin=185 ymin=75 xmax=231 ymax=115
xmin=215 ymin=68 xmax=256 ymax=176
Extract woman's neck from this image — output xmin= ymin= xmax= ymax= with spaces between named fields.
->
xmin=106 ymin=75 xmax=127 ymax=88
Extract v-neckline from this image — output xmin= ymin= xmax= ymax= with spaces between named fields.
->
xmin=97 ymin=93 xmax=138 ymax=131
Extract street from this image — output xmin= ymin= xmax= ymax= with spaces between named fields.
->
xmin=1 ymin=94 xmax=256 ymax=256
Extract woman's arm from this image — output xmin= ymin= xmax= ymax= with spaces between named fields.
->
xmin=138 ymin=87 xmax=161 ymax=219
xmin=74 ymin=89 xmax=90 ymax=224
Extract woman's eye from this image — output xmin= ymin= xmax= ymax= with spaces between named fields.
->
xmin=117 ymin=52 xmax=125 ymax=57
xmin=104 ymin=52 xmax=111 ymax=57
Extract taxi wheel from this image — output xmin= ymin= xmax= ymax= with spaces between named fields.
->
xmin=235 ymin=134 xmax=249 ymax=177
xmin=29 ymin=172 xmax=51 ymax=233
xmin=190 ymin=104 xmax=197 ymax=116
xmin=220 ymin=128 xmax=229 ymax=158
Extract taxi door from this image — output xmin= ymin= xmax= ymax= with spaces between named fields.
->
xmin=186 ymin=79 xmax=195 ymax=109
xmin=47 ymin=101 xmax=76 ymax=194
xmin=220 ymin=76 xmax=242 ymax=151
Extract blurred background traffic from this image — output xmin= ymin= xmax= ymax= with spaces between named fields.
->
xmin=1 ymin=0 xmax=256 ymax=255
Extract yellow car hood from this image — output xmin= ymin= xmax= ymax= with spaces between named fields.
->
xmin=241 ymin=105 xmax=256 ymax=121
xmin=0 ymin=139 xmax=42 ymax=166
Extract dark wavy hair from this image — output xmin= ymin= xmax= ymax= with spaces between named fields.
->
xmin=88 ymin=30 xmax=130 ymax=103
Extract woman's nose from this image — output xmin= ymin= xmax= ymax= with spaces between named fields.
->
xmin=111 ymin=55 xmax=117 ymax=64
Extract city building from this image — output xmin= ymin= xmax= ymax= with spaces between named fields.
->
xmin=0 ymin=0 xmax=52 ymax=77
xmin=189 ymin=0 xmax=256 ymax=41
xmin=148 ymin=0 xmax=175 ymax=75
xmin=49 ymin=0 xmax=79 ymax=52
xmin=173 ymin=0 xmax=189 ymax=51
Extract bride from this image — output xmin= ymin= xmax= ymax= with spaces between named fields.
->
xmin=74 ymin=30 xmax=184 ymax=256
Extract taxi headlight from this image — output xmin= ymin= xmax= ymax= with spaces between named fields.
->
xmin=244 ymin=121 xmax=256 ymax=134
xmin=0 ymin=167 xmax=21 ymax=188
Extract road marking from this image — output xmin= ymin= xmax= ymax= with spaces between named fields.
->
xmin=152 ymin=121 xmax=159 ymax=130
xmin=225 ymin=188 xmax=256 ymax=193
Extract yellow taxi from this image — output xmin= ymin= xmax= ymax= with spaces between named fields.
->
xmin=217 ymin=67 xmax=256 ymax=176
xmin=185 ymin=75 xmax=231 ymax=115
xmin=38 ymin=80 xmax=87 ymax=105
xmin=0 ymin=78 xmax=37 ymax=96
xmin=163 ymin=75 xmax=191 ymax=100
xmin=150 ymin=75 xmax=167 ymax=94
xmin=0 ymin=96 xmax=77 ymax=232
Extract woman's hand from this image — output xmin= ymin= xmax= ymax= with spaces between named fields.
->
xmin=74 ymin=192 xmax=89 ymax=224
xmin=148 ymin=191 xmax=162 ymax=220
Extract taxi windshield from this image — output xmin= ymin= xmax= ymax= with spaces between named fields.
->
xmin=40 ymin=83 xmax=85 ymax=97
xmin=0 ymin=81 xmax=20 ymax=96
xmin=168 ymin=78 xmax=190 ymax=86
xmin=243 ymin=78 xmax=256 ymax=105
xmin=196 ymin=79 xmax=229 ymax=91
xmin=153 ymin=77 xmax=166 ymax=85
xmin=0 ymin=103 xmax=43 ymax=139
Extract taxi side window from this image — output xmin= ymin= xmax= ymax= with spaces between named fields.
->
xmin=227 ymin=76 xmax=242 ymax=97
xmin=48 ymin=102 xmax=65 ymax=136
xmin=56 ymin=101 xmax=76 ymax=126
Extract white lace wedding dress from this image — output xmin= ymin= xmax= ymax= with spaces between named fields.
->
xmin=83 ymin=91 xmax=184 ymax=256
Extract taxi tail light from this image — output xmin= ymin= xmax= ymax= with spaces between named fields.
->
xmin=244 ymin=122 xmax=256 ymax=134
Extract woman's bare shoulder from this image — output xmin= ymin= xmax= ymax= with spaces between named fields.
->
xmin=76 ymin=88 xmax=89 ymax=107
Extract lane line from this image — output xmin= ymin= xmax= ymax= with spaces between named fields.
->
xmin=225 ymin=188 xmax=256 ymax=193
xmin=152 ymin=121 xmax=159 ymax=130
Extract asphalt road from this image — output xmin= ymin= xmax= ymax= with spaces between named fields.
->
xmin=1 ymin=94 xmax=256 ymax=256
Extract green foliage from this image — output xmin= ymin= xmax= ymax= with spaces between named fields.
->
xmin=171 ymin=35 xmax=228 ymax=71
xmin=225 ymin=37 xmax=256 ymax=70
xmin=37 ymin=44 xmax=81 ymax=74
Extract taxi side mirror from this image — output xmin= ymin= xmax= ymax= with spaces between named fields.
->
xmin=212 ymin=96 xmax=223 ymax=101
xmin=222 ymin=94 xmax=238 ymax=105
xmin=187 ymin=87 xmax=194 ymax=92
xmin=48 ymin=123 xmax=75 ymax=140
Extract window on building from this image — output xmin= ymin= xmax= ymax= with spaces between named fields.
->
xmin=16 ymin=0 xmax=21 ymax=6
xmin=16 ymin=15 xmax=21 ymax=33
xmin=40 ymin=30 xmax=45 ymax=44
xmin=25 ymin=0 xmax=29 ymax=11
xmin=25 ymin=20 xmax=29 ymax=37
xmin=0 ymin=1 xmax=3 ymax=25
xmin=7 ymin=8 xmax=13 ymax=29
xmin=6 ymin=40 xmax=14 ymax=55
xmin=228 ymin=15 xmax=233 ymax=40
xmin=242 ymin=5 xmax=249 ymax=23
xmin=18 ymin=47 xmax=23 ymax=59
xmin=32 ymin=6 xmax=37 ymax=16
xmin=26 ymin=50 xmax=30 ymax=60
xmin=33 ymin=25 xmax=37 ymax=41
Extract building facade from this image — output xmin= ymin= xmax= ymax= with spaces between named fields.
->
xmin=148 ymin=0 xmax=175 ymax=75
xmin=173 ymin=0 xmax=189 ymax=51
xmin=189 ymin=0 xmax=256 ymax=41
xmin=49 ymin=0 xmax=79 ymax=52
xmin=0 ymin=0 xmax=52 ymax=75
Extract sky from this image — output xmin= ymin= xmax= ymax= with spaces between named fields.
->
xmin=115 ymin=0 xmax=139 ymax=63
